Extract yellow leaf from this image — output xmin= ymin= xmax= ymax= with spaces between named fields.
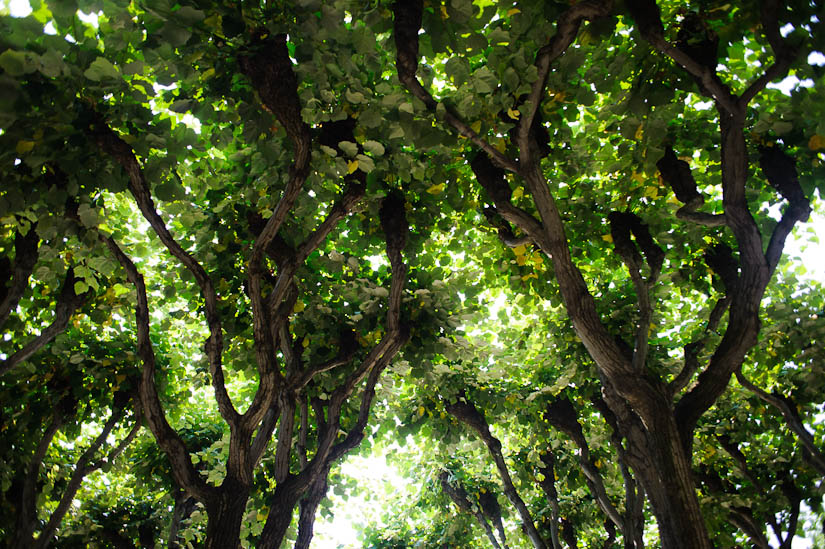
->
xmin=521 ymin=272 xmax=538 ymax=281
xmin=507 ymin=8 xmax=521 ymax=15
xmin=302 ymin=336 xmax=310 ymax=348
xmin=507 ymin=107 xmax=520 ymax=120
xmin=494 ymin=138 xmax=507 ymax=153
xmin=441 ymin=5 xmax=449 ymax=18
xmin=116 ymin=374 xmax=126 ymax=383
xmin=634 ymin=123 xmax=644 ymax=140
xmin=808 ymin=134 xmax=825 ymax=150
xmin=16 ymin=140 xmax=35 ymax=154
xmin=480 ymin=487 xmax=486 ymax=494
xmin=536 ymin=472 xmax=545 ymax=482
xmin=602 ymin=234 xmax=613 ymax=243
xmin=293 ymin=301 xmax=305 ymax=313
xmin=644 ymin=186 xmax=658 ymax=198
xmin=202 ymin=67 xmax=216 ymax=79
xmin=418 ymin=406 xmax=426 ymax=417
xmin=631 ymin=170 xmax=645 ymax=184
xmin=512 ymin=186 xmax=524 ymax=200
xmin=516 ymin=255 xmax=527 ymax=266
xmin=427 ymin=182 xmax=445 ymax=194
xmin=512 ymin=244 xmax=527 ymax=256
xmin=531 ymin=254 xmax=544 ymax=267
xmin=347 ymin=160 xmax=359 ymax=174
xmin=554 ymin=470 xmax=559 ymax=481
xmin=470 ymin=120 xmax=481 ymax=133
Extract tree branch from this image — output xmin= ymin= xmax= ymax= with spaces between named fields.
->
xmin=0 ymin=227 xmax=39 ymax=330
xmin=739 ymin=0 xmax=799 ymax=106
xmin=545 ymin=398 xmax=625 ymax=532
xmin=536 ymin=451 xmax=564 ymax=549
xmin=735 ymin=370 xmax=825 ymax=476
xmin=668 ymin=296 xmax=730 ymax=396
xmin=626 ymin=0 xmax=738 ymax=113
xmin=14 ymin=409 xmax=63 ymax=546
xmin=0 ymin=268 xmax=89 ymax=377
xmin=519 ymin=0 xmax=613 ymax=167
xmin=392 ymin=0 xmax=519 ymax=172
xmin=36 ymin=404 xmax=137 ymax=549
xmin=439 ymin=472 xmax=503 ymax=549
xmin=89 ymin=120 xmax=236 ymax=426
xmin=103 ymin=235 xmax=213 ymax=502
xmin=447 ymin=396 xmax=547 ymax=549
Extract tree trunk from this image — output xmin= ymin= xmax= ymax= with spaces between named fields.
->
xmin=258 ymin=479 xmax=305 ymax=549
xmin=606 ymin=386 xmax=710 ymax=549
xmin=203 ymin=479 xmax=249 ymax=549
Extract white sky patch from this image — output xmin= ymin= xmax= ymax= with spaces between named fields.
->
xmin=2 ymin=0 xmax=31 ymax=17
xmin=314 ymin=449 xmax=410 ymax=548
xmin=809 ymin=51 xmax=825 ymax=66
xmin=767 ymin=75 xmax=815 ymax=95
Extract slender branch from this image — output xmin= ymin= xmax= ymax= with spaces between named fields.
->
xmin=519 ymin=0 xmax=612 ymax=167
xmin=244 ymin=182 xmax=365 ymax=433
xmin=626 ymin=0 xmax=738 ymax=113
xmin=739 ymin=0 xmax=799 ymax=106
xmin=294 ymin=464 xmax=332 ymax=549
xmin=0 ymin=227 xmax=39 ymax=330
xmin=273 ymin=396 xmax=297 ymax=483
xmin=250 ymin=402 xmax=280 ymax=469
xmin=545 ymin=398 xmax=625 ymax=532
xmin=89 ymin=121 xmax=235 ymax=427
xmin=447 ymin=397 xmax=547 ymax=549
xmin=668 ymin=296 xmax=730 ymax=396
xmin=439 ymin=472 xmax=502 ymax=549
xmin=297 ymin=396 xmax=309 ymax=468
xmin=392 ymin=0 xmax=519 ymax=172
xmin=735 ymin=370 xmax=825 ymax=476
xmin=14 ymin=410 xmax=63 ymax=546
xmin=103 ymin=235 xmax=213 ymax=502
xmin=1 ymin=268 xmax=89 ymax=377
xmin=36 ymin=406 xmax=136 ymax=549
xmin=537 ymin=451 xmax=563 ymax=549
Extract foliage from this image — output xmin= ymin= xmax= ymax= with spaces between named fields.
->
xmin=1 ymin=0 xmax=824 ymax=548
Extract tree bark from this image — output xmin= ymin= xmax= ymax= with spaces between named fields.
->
xmin=203 ymin=477 xmax=249 ymax=549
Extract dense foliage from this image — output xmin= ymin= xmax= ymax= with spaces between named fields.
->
xmin=1 ymin=0 xmax=823 ymax=547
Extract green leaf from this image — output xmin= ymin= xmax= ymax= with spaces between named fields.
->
xmin=472 ymin=66 xmax=497 ymax=94
xmin=356 ymin=154 xmax=375 ymax=173
xmin=84 ymin=57 xmax=121 ymax=82
xmin=338 ymin=141 xmax=359 ymax=157
xmin=77 ymin=203 xmax=99 ymax=227
xmin=0 ymin=50 xmax=36 ymax=77
xmin=362 ymin=140 xmax=385 ymax=156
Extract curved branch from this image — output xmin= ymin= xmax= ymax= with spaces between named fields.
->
xmin=545 ymin=398 xmax=625 ymax=532
xmin=36 ymin=406 xmax=138 ymax=549
xmin=103 ymin=235 xmax=213 ymax=502
xmin=447 ymin=397 xmax=547 ymax=549
xmin=735 ymin=370 xmax=825 ymax=476
xmin=0 ymin=227 xmax=39 ymax=330
xmin=519 ymin=0 xmax=613 ymax=166
xmin=392 ymin=0 xmax=519 ymax=173
xmin=739 ymin=0 xmax=799 ymax=106
xmin=626 ymin=0 xmax=738 ymax=113
xmin=439 ymin=472 xmax=503 ymax=549
xmin=89 ymin=121 xmax=236 ymax=426
xmin=0 ymin=268 xmax=89 ymax=377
